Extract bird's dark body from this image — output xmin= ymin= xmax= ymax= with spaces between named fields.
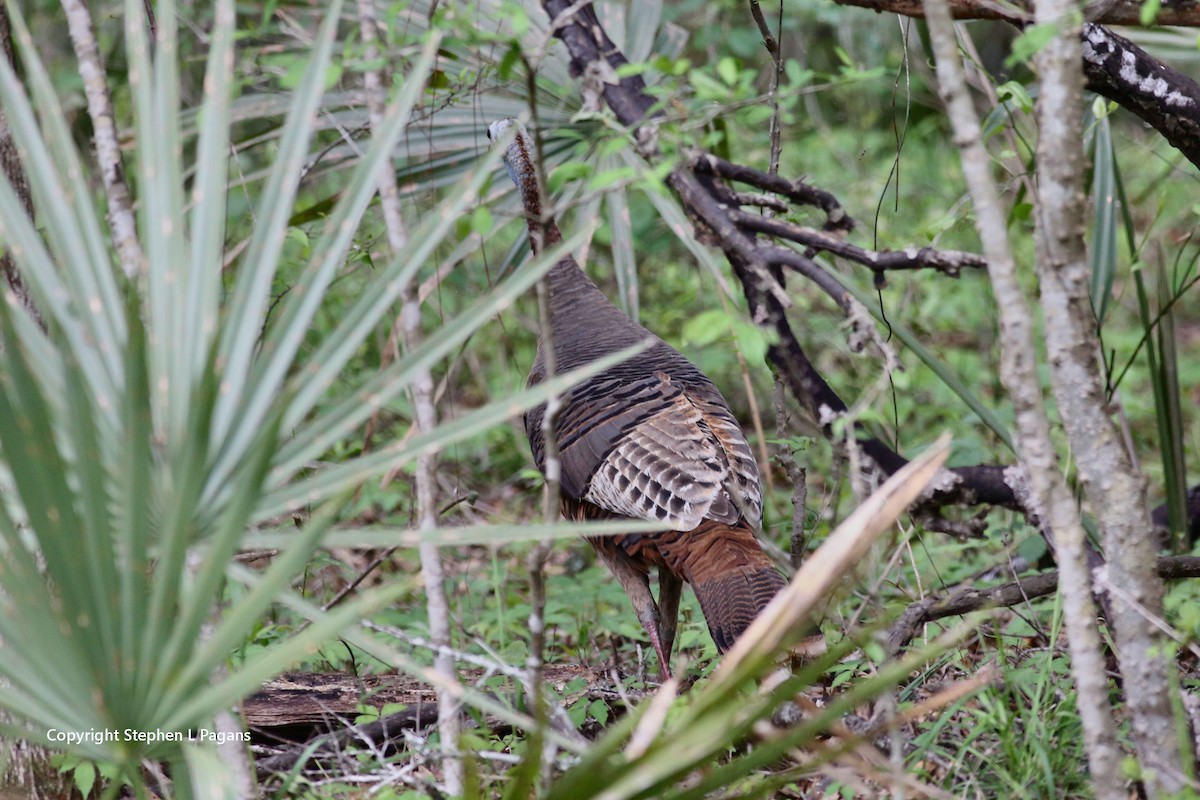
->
xmin=492 ymin=118 xmax=786 ymax=669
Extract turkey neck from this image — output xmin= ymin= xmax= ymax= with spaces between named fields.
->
xmin=513 ymin=175 xmax=657 ymax=367
xmin=502 ymin=125 xmax=655 ymax=371
xmin=539 ymin=254 xmax=652 ymax=370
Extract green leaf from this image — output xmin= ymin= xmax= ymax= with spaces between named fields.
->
xmin=73 ymin=761 xmax=96 ymax=797
xmin=472 ymin=205 xmax=495 ymax=235
xmin=997 ymin=81 xmax=1033 ymax=115
xmin=682 ymin=309 xmax=728 ymax=346
xmin=1006 ymin=23 xmax=1056 ymax=68
xmin=1140 ymin=0 xmax=1162 ymax=25
xmin=605 ymin=184 xmax=639 ymax=321
xmin=717 ymin=56 xmax=739 ymax=86
xmin=548 ymin=161 xmax=592 ymax=193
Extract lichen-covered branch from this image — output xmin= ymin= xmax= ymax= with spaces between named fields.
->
xmin=832 ymin=0 xmax=1200 ymax=27
xmin=1082 ymin=24 xmax=1200 ymax=171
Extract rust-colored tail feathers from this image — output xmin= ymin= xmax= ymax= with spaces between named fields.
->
xmin=659 ymin=520 xmax=787 ymax=652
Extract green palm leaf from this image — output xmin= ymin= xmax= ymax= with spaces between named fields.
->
xmin=0 ymin=0 xmax=644 ymax=790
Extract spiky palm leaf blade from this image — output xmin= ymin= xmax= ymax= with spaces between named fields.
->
xmin=0 ymin=0 xmax=616 ymax=790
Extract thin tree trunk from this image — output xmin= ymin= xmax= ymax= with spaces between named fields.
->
xmin=62 ymin=0 xmax=144 ymax=280
xmin=920 ymin=3 xmax=1126 ymax=797
xmin=354 ymin=1 xmax=462 ymax=794
xmin=1031 ymin=0 xmax=1186 ymax=791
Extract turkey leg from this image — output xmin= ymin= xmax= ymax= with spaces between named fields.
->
xmin=593 ymin=543 xmax=672 ymax=679
xmin=657 ymin=570 xmax=683 ymax=672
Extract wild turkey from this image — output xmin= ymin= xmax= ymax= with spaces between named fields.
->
xmin=488 ymin=119 xmax=787 ymax=675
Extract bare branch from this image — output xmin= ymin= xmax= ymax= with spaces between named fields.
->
xmin=691 ymin=152 xmax=853 ymax=231
xmin=888 ymin=555 xmax=1200 ymax=653
xmin=761 ymin=246 xmax=852 ymax=310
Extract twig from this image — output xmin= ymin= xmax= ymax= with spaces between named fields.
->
xmin=354 ymin=1 xmax=461 ymax=793
xmin=747 ymin=0 xmax=785 ymax=175
xmin=525 ymin=534 xmax=554 ymax=784
xmin=774 ymin=379 xmax=809 ymax=569
xmin=729 ymin=190 xmax=789 ymax=214
xmin=691 ymin=152 xmax=853 ymax=231
xmin=62 ymin=0 xmax=144 ymax=280
xmin=369 ymin=621 xmax=583 ymax=743
xmin=141 ymin=0 xmax=156 ymax=41
xmin=715 ymin=287 xmax=774 ymax=495
xmin=322 ymin=547 xmax=398 ymax=612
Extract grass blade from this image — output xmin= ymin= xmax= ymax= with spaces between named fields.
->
xmin=1090 ymin=112 xmax=1118 ymax=323
xmin=606 ymin=183 xmax=640 ymax=321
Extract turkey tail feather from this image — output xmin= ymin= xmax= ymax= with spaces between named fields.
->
xmin=659 ymin=520 xmax=787 ymax=652
xmin=691 ymin=567 xmax=787 ymax=652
